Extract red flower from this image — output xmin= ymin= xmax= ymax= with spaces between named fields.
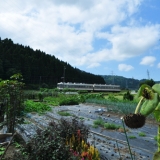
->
xmin=81 ymin=151 xmax=88 ymax=157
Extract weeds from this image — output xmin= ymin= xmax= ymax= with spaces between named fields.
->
xmin=93 ymin=118 xmax=105 ymax=127
xmin=24 ymin=100 xmax=51 ymax=114
xmin=104 ymin=123 xmax=121 ymax=130
xmin=128 ymin=135 xmax=136 ymax=139
xmin=0 ymin=147 xmax=5 ymax=156
xmin=57 ymin=111 xmax=72 ymax=116
xmin=93 ymin=118 xmax=122 ymax=130
xmin=138 ymin=132 xmax=146 ymax=137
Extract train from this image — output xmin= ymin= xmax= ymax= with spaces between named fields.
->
xmin=57 ymin=82 xmax=121 ymax=92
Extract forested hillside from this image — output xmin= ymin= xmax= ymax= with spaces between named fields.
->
xmin=102 ymin=75 xmax=141 ymax=90
xmin=102 ymin=75 xmax=160 ymax=90
xmin=0 ymin=38 xmax=105 ymax=88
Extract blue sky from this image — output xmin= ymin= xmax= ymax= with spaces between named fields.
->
xmin=0 ymin=0 xmax=160 ymax=81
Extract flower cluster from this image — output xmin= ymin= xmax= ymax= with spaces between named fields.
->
xmin=66 ymin=130 xmax=100 ymax=160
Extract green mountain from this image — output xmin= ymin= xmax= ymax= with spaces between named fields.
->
xmin=102 ymin=75 xmax=142 ymax=90
xmin=0 ymin=38 xmax=105 ymax=89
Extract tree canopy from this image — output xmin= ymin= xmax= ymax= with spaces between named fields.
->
xmin=0 ymin=38 xmax=105 ymax=89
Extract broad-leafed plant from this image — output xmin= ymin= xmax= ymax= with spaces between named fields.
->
xmin=123 ymin=84 xmax=160 ymax=160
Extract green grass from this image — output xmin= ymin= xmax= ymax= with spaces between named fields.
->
xmin=104 ymin=123 xmax=121 ymax=130
xmin=57 ymin=111 xmax=72 ymax=116
xmin=93 ymin=118 xmax=105 ymax=127
xmin=43 ymin=96 xmax=60 ymax=106
xmin=138 ymin=132 xmax=146 ymax=137
xmin=93 ymin=118 xmax=122 ymax=130
xmin=128 ymin=135 xmax=136 ymax=139
xmin=92 ymin=124 xmax=99 ymax=128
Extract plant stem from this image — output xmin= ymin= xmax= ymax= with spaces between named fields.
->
xmin=158 ymin=124 xmax=160 ymax=152
xmin=135 ymin=97 xmax=144 ymax=114
xmin=121 ymin=118 xmax=133 ymax=160
xmin=116 ymin=140 xmax=122 ymax=160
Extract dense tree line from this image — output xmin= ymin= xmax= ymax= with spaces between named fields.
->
xmin=102 ymin=75 xmax=158 ymax=90
xmin=0 ymin=38 xmax=105 ymax=88
xmin=102 ymin=75 xmax=140 ymax=90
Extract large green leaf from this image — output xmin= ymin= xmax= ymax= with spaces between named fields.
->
xmin=136 ymin=84 xmax=152 ymax=99
xmin=152 ymin=84 xmax=160 ymax=95
xmin=153 ymin=102 xmax=160 ymax=122
xmin=140 ymin=93 xmax=159 ymax=116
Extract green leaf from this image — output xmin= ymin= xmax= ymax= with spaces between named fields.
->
xmin=153 ymin=102 xmax=160 ymax=122
xmin=152 ymin=84 xmax=160 ymax=95
xmin=153 ymin=151 xmax=160 ymax=160
xmin=140 ymin=93 xmax=159 ymax=116
xmin=136 ymin=84 xmax=152 ymax=98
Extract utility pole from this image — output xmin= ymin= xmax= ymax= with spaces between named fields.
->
xmin=63 ymin=66 xmax=66 ymax=88
xmin=126 ymin=79 xmax=128 ymax=89
xmin=147 ymin=69 xmax=150 ymax=80
xmin=111 ymin=71 xmax=115 ymax=85
xmin=39 ymin=76 xmax=41 ymax=90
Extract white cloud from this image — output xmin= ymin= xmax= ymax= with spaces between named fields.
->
xmin=87 ymin=63 xmax=100 ymax=69
xmin=140 ymin=56 xmax=156 ymax=66
xmin=158 ymin=63 xmax=160 ymax=68
xmin=118 ymin=64 xmax=134 ymax=71
xmin=96 ymin=25 xmax=160 ymax=60
xmin=0 ymin=0 xmax=159 ymax=69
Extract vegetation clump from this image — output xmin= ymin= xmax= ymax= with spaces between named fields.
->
xmin=24 ymin=100 xmax=51 ymax=114
xmin=57 ymin=111 xmax=72 ymax=116
xmin=59 ymin=97 xmax=79 ymax=105
xmin=123 ymin=90 xmax=134 ymax=101
xmin=93 ymin=118 xmax=122 ymax=130
xmin=7 ymin=117 xmax=100 ymax=160
xmin=138 ymin=132 xmax=146 ymax=137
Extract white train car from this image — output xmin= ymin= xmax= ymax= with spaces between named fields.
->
xmin=93 ymin=84 xmax=121 ymax=92
xmin=57 ymin=82 xmax=121 ymax=92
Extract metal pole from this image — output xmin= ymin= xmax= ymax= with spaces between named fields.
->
xmin=63 ymin=66 xmax=66 ymax=89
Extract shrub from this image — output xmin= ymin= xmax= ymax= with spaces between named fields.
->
xmin=38 ymin=92 xmax=44 ymax=101
xmin=123 ymin=90 xmax=134 ymax=101
xmin=10 ymin=117 xmax=89 ymax=160
xmin=59 ymin=97 xmax=79 ymax=105
xmin=108 ymin=94 xmax=119 ymax=102
xmin=24 ymin=100 xmax=51 ymax=114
